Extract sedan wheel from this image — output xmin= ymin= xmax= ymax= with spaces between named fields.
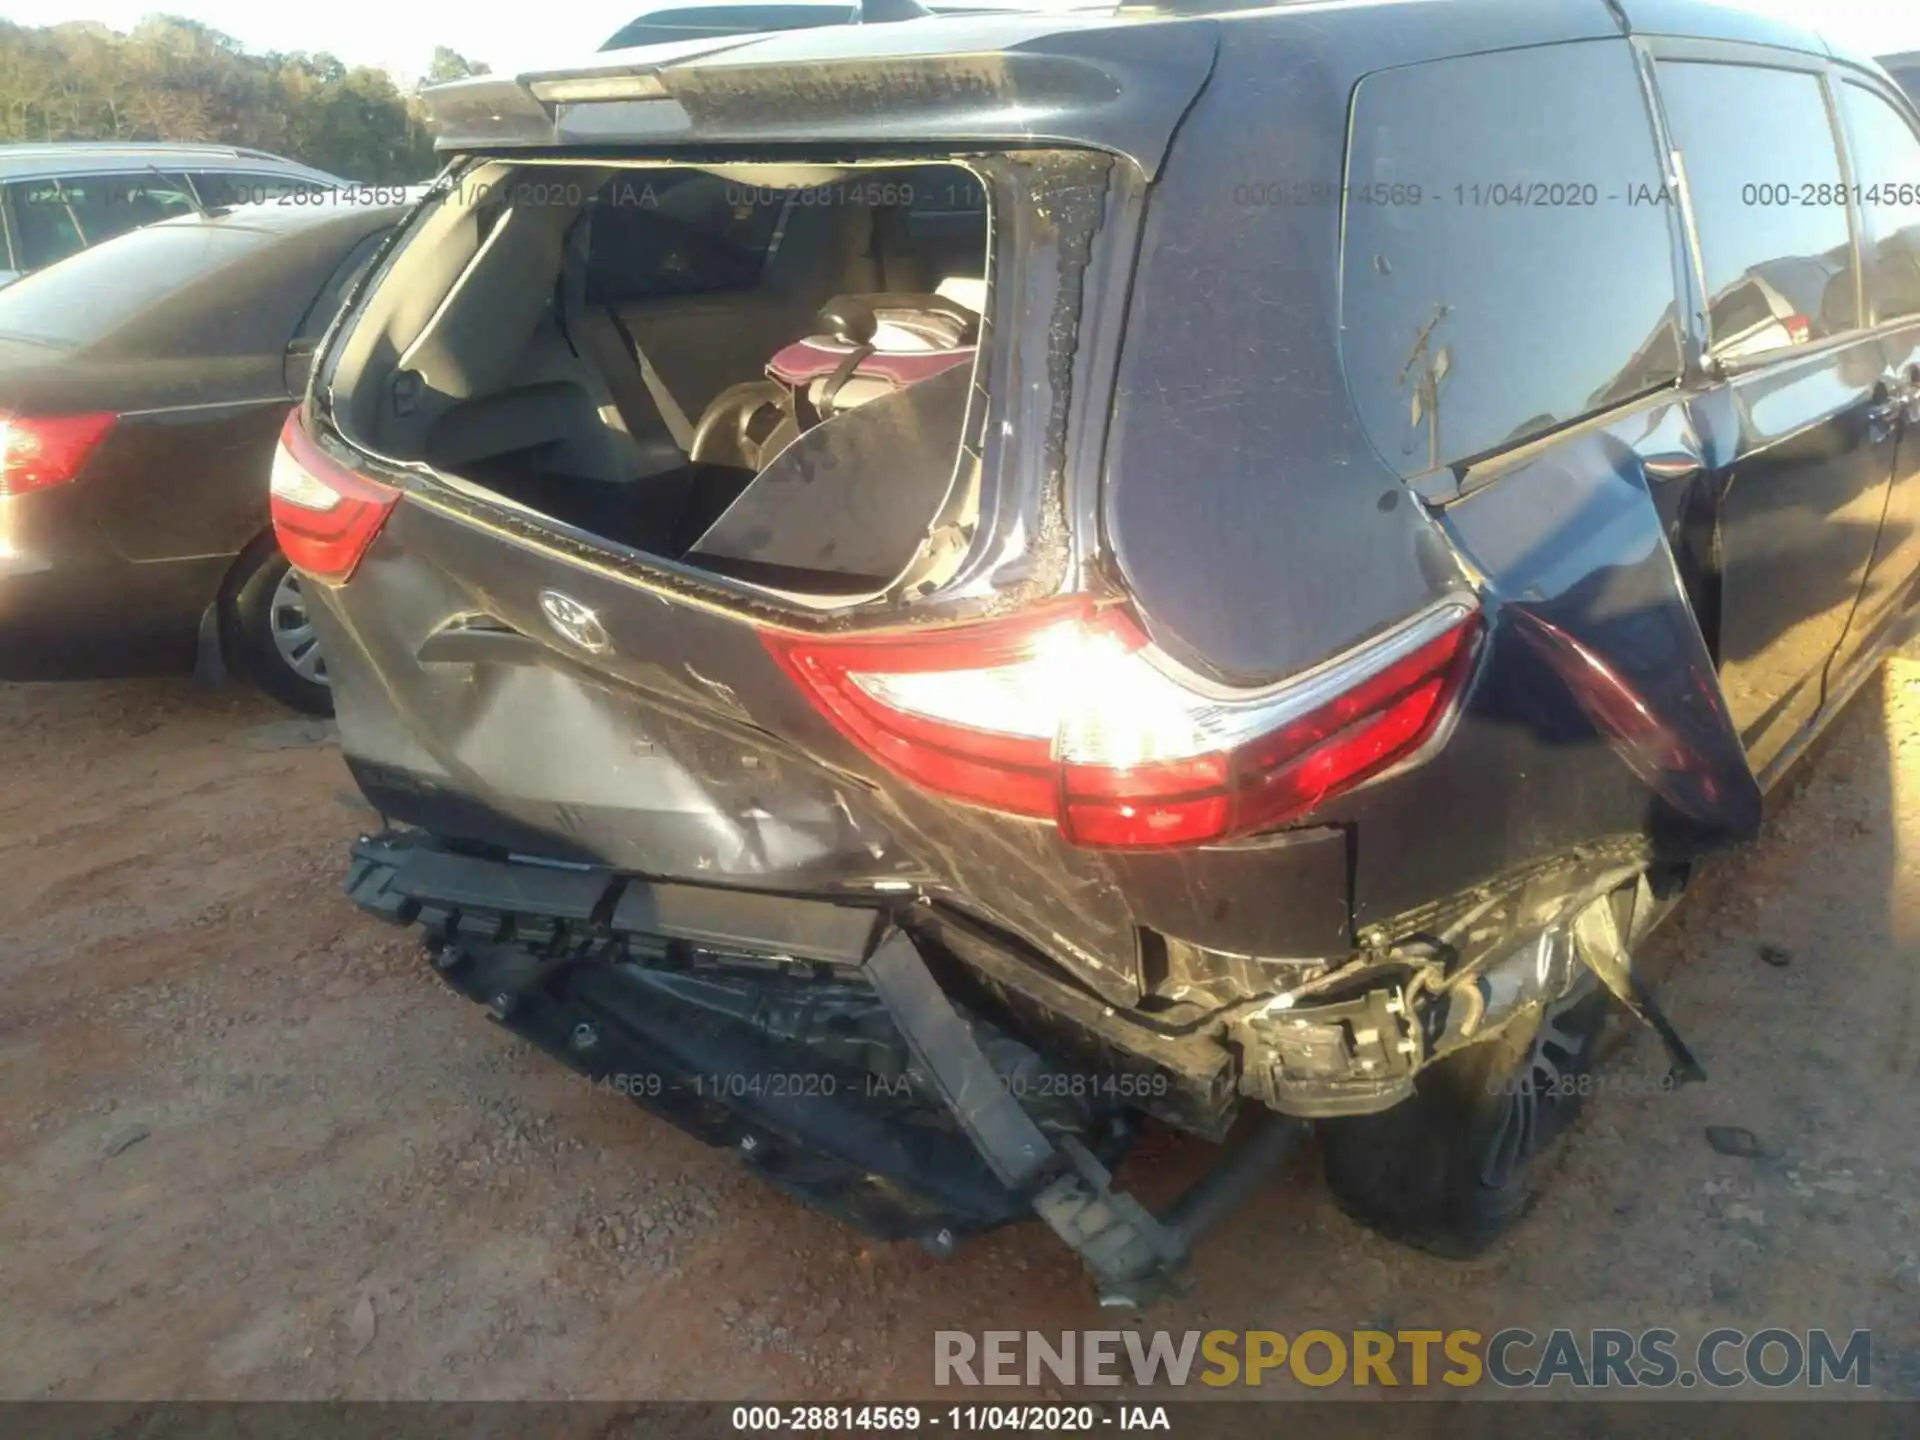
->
xmin=269 ymin=568 xmax=329 ymax=685
xmin=227 ymin=543 xmax=335 ymax=717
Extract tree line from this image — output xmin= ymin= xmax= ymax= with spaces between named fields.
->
xmin=0 ymin=18 xmax=494 ymax=183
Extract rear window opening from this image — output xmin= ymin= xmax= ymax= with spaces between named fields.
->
xmin=324 ymin=159 xmax=992 ymax=599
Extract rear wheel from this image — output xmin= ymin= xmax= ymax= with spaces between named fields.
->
xmin=1317 ymin=975 xmax=1610 ymax=1257
xmin=226 ymin=545 xmax=332 ymax=717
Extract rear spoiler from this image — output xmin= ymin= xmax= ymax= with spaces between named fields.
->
xmin=418 ymin=11 xmax=1219 ymax=180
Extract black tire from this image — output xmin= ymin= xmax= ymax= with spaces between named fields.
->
xmin=225 ymin=543 xmax=333 ymax=717
xmin=1318 ymin=975 xmax=1611 ymax=1257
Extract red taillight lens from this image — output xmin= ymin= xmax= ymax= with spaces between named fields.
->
xmin=1784 ymin=313 xmax=1811 ymax=345
xmin=270 ymin=409 xmax=398 ymax=582
xmin=763 ymin=598 xmax=1482 ymax=850
xmin=0 ymin=412 xmax=117 ymax=496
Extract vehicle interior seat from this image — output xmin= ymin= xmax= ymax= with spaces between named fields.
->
xmin=403 ymin=180 xmax=989 ymax=555
xmin=763 ymin=292 xmax=978 ymax=420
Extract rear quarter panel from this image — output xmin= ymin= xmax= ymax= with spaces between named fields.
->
xmin=1102 ymin=9 xmax=1761 ymax=938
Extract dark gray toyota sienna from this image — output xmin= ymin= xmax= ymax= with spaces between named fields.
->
xmin=272 ymin=0 xmax=1920 ymax=1298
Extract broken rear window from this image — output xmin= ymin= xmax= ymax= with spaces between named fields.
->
xmin=328 ymin=161 xmax=992 ymax=596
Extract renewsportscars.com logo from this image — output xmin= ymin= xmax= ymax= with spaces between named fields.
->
xmin=933 ymin=1328 xmax=1873 ymax=1390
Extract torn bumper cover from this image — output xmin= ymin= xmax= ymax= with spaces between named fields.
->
xmin=347 ymin=833 xmax=1058 ymax=1243
xmin=344 ymin=832 xmax=1312 ymax=1301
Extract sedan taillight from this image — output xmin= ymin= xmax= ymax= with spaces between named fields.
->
xmin=762 ymin=596 xmax=1482 ymax=850
xmin=0 ymin=412 xmax=117 ymax=497
xmin=270 ymin=409 xmax=398 ymax=583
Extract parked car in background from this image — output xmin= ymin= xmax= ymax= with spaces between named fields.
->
xmin=0 ymin=143 xmax=344 ymax=288
xmin=1881 ymin=50 xmax=1920 ymax=110
xmin=294 ymin=0 xmax=1920 ymax=1300
xmin=0 ymin=198 xmax=405 ymax=714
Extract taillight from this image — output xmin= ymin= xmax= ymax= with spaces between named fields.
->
xmin=763 ymin=597 xmax=1482 ymax=850
xmin=1784 ymin=313 xmax=1812 ymax=345
xmin=0 ymin=412 xmax=117 ymax=497
xmin=270 ymin=409 xmax=398 ymax=582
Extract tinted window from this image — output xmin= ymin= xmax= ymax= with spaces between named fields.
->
xmin=0 ymin=223 xmax=265 ymax=348
xmin=1341 ymin=41 xmax=1682 ymax=478
xmin=584 ymin=172 xmax=782 ymax=303
xmin=1840 ymin=83 xmax=1920 ymax=323
xmin=8 ymin=180 xmax=86 ymax=270
xmin=1658 ymin=62 xmax=1858 ymax=357
xmin=294 ymin=228 xmax=392 ymax=346
xmin=7 ymin=172 xmax=198 ymax=271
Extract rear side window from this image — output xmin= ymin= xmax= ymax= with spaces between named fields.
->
xmin=6 ymin=172 xmax=198 ymax=271
xmin=1838 ymin=83 xmax=1920 ymax=324
xmin=1658 ymin=62 xmax=1859 ymax=357
xmin=1341 ymin=41 xmax=1683 ymax=479
xmin=0 ymin=223 xmax=264 ymax=349
xmin=8 ymin=180 xmax=87 ymax=270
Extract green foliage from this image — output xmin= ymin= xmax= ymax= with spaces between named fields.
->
xmin=425 ymin=46 xmax=490 ymax=85
xmin=0 ymin=16 xmax=441 ymax=182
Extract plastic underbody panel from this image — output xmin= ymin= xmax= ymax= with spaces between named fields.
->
xmin=345 ymin=832 xmax=1146 ymax=1245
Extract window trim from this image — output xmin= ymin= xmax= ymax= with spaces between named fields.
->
xmin=1641 ymin=38 xmax=1871 ymax=375
xmin=1628 ymin=36 xmax=1712 ymax=383
xmin=1831 ymin=71 xmax=1920 ymax=330
xmin=0 ymin=185 xmax=18 ymax=273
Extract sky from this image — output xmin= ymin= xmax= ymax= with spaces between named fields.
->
xmin=0 ymin=0 xmax=1915 ymax=86
xmin=0 ymin=0 xmax=653 ymax=81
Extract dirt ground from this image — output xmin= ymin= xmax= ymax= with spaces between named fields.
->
xmin=2 ymin=661 xmax=1918 ymax=1403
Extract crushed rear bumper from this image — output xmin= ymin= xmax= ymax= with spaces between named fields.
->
xmin=343 ymin=831 xmax=1309 ymax=1303
xmin=346 ymin=832 xmax=1049 ymax=1243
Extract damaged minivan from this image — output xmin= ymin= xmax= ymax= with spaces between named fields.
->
xmin=277 ymin=0 xmax=1920 ymax=1299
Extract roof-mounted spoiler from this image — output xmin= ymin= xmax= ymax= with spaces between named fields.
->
xmin=422 ymin=5 xmax=1218 ymax=179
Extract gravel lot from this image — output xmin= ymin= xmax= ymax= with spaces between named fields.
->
xmin=2 ymin=663 xmax=1918 ymax=1401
